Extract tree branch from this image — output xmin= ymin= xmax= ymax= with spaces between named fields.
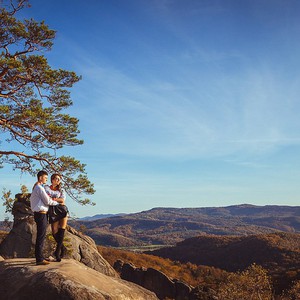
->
xmin=0 ymin=68 xmax=9 ymax=79
xmin=9 ymin=0 xmax=28 ymax=16
xmin=0 ymin=150 xmax=51 ymax=163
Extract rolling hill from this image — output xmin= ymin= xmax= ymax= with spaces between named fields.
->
xmin=69 ymin=204 xmax=300 ymax=247
xmin=146 ymin=232 xmax=300 ymax=294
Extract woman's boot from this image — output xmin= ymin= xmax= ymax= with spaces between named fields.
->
xmin=53 ymin=231 xmax=67 ymax=258
xmin=54 ymin=228 xmax=65 ymax=262
xmin=60 ymin=243 xmax=67 ymax=258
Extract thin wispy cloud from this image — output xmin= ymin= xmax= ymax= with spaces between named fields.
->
xmin=68 ymin=50 xmax=300 ymax=161
xmin=1 ymin=0 xmax=300 ymax=217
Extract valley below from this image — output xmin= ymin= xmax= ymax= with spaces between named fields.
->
xmin=2 ymin=203 xmax=300 ymax=298
xmin=69 ymin=204 xmax=300 ymax=296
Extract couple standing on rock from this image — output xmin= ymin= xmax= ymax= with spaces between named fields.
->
xmin=30 ymin=170 xmax=68 ymax=265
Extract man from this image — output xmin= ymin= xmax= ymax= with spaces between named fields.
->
xmin=30 ymin=170 xmax=59 ymax=265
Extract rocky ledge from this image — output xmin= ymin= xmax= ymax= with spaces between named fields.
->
xmin=0 ymin=258 xmax=158 ymax=300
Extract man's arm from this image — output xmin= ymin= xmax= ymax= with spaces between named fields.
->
xmin=39 ymin=186 xmax=59 ymax=206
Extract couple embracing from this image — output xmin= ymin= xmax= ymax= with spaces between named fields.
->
xmin=30 ymin=170 xmax=68 ymax=265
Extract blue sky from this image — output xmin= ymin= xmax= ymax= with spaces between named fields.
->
xmin=1 ymin=0 xmax=300 ymax=219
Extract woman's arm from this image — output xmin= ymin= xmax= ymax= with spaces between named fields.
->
xmin=53 ymin=189 xmax=66 ymax=205
xmin=53 ymin=197 xmax=65 ymax=204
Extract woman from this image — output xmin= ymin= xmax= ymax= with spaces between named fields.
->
xmin=45 ymin=173 xmax=68 ymax=262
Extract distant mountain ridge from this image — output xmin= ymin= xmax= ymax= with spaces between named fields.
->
xmin=79 ymin=213 xmax=126 ymax=221
xmin=69 ymin=204 xmax=300 ymax=247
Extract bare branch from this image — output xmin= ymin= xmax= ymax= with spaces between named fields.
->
xmin=9 ymin=0 xmax=28 ymax=15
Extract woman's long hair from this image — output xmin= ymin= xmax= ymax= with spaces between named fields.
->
xmin=51 ymin=173 xmax=62 ymax=192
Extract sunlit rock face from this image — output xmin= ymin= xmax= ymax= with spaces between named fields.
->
xmin=0 ymin=258 xmax=158 ymax=300
xmin=0 ymin=193 xmax=117 ymax=277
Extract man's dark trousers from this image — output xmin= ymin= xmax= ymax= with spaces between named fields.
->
xmin=34 ymin=212 xmax=48 ymax=263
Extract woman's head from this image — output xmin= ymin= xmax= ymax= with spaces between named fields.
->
xmin=51 ymin=173 xmax=62 ymax=189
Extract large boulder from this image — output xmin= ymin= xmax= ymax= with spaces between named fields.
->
xmin=66 ymin=225 xmax=116 ymax=276
xmin=0 ymin=194 xmax=117 ymax=277
xmin=0 ymin=258 xmax=158 ymax=300
xmin=0 ymin=194 xmax=38 ymax=258
xmin=116 ymin=260 xmax=192 ymax=300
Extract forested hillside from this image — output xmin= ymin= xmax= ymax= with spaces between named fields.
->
xmin=70 ymin=204 xmax=300 ymax=247
xmin=147 ymin=232 xmax=300 ymax=294
xmin=98 ymin=232 xmax=300 ymax=298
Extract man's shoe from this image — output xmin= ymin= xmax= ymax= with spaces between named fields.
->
xmin=36 ymin=260 xmax=50 ymax=265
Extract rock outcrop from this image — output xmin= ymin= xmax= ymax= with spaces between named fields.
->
xmin=0 ymin=258 xmax=158 ymax=300
xmin=115 ymin=260 xmax=192 ymax=300
xmin=0 ymin=193 xmax=116 ymax=277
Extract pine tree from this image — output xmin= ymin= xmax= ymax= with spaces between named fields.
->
xmin=0 ymin=0 xmax=95 ymax=205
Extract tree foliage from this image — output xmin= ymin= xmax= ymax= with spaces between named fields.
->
xmin=98 ymin=246 xmax=275 ymax=299
xmin=1 ymin=188 xmax=14 ymax=213
xmin=0 ymin=0 xmax=95 ymax=204
xmin=97 ymin=245 xmax=228 ymax=288
xmin=217 ymin=264 xmax=273 ymax=300
xmin=281 ymin=280 xmax=300 ymax=300
xmin=1 ymin=184 xmax=27 ymax=214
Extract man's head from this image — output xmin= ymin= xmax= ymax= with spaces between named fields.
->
xmin=37 ymin=170 xmax=48 ymax=184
